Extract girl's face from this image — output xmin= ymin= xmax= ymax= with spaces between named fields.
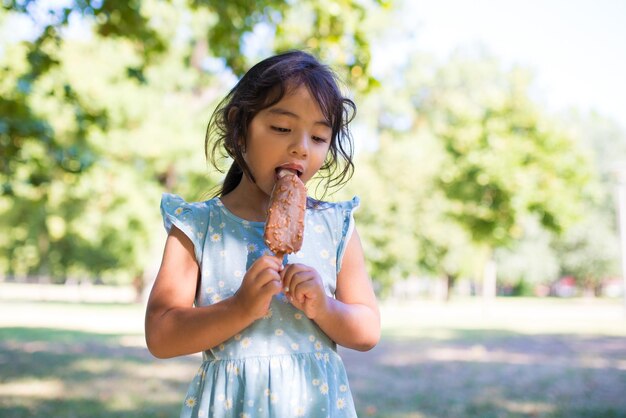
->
xmin=243 ymin=85 xmax=332 ymax=197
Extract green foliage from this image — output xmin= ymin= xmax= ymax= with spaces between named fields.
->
xmin=510 ymin=278 xmax=534 ymax=296
xmin=495 ymin=216 xmax=560 ymax=286
xmin=427 ymin=54 xmax=591 ymax=246
xmin=273 ymin=0 xmax=383 ymax=91
xmin=549 ymin=112 xmax=626 ymax=290
xmin=0 ymin=35 xmax=175 ymax=281
xmin=344 ymin=49 xmax=597 ymax=293
xmin=0 ymin=0 xmax=384 ymax=284
xmin=1 ymin=1 xmax=621 ymax=295
xmin=553 ymin=210 xmax=621 ymax=291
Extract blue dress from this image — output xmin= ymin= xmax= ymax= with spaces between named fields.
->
xmin=160 ymin=193 xmax=360 ymax=418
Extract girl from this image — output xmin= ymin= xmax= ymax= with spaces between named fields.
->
xmin=145 ymin=50 xmax=380 ymax=418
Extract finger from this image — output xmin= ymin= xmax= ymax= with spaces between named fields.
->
xmin=259 ymin=275 xmax=283 ymax=299
xmin=289 ymin=271 xmax=316 ymax=303
xmin=281 ymin=264 xmax=293 ymax=293
xmin=281 ymin=263 xmax=306 ymax=293
xmin=255 ymin=268 xmax=282 ymax=289
xmin=270 ymin=253 xmax=285 ymax=267
xmin=247 ymin=256 xmax=283 ymax=279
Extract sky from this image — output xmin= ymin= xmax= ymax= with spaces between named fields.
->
xmin=394 ymin=0 xmax=626 ymax=129
xmin=3 ymin=0 xmax=624 ymax=130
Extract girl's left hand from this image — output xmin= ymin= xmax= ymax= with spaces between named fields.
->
xmin=281 ymin=263 xmax=329 ymax=319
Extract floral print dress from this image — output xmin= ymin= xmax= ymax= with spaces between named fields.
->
xmin=160 ymin=193 xmax=360 ymax=418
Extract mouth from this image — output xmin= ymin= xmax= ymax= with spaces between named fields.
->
xmin=275 ymin=165 xmax=303 ymax=179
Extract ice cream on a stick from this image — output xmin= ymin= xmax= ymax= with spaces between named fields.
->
xmin=264 ymin=169 xmax=307 ymax=259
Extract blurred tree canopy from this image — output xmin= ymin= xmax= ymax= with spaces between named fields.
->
xmin=1 ymin=0 xmax=623 ymax=298
xmin=344 ymin=47 xmax=610 ymax=296
xmin=0 ymin=0 xmax=386 ymax=288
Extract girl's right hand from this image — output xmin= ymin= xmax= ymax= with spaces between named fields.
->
xmin=232 ymin=255 xmax=284 ymax=321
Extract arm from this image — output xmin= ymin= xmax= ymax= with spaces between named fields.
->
xmin=145 ymin=226 xmax=283 ymax=359
xmin=282 ymin=227 xmax=380 ymax=351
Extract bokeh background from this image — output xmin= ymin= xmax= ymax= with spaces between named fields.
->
xmin=1 ymin=1 xmax=625 ymax=417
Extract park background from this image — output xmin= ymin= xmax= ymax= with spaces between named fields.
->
xmin=1 ymin=0 xmax=625 ymax=417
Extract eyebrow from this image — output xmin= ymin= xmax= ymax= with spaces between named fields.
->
xmin=268 ymin=107 xmax=331 ymax=128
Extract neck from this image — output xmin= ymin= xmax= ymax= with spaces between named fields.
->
xmin=220 ymin=176 xmax=270 ymax=222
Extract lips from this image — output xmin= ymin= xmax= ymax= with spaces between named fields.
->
xmin=275 ymin=164 xmax=303 ymax=178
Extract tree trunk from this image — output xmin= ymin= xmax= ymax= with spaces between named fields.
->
xmin=132 ymin=271 xmax=145 ymax=303
xmin=445 ymin=273 xmax=456 ymax=302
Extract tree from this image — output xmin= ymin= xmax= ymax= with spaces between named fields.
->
xmin=421 ymin=51 xmax=592 ymax=297
xmin=0 ymin=0 xmax=386 ymax=291
xmin=343 ymin=48 xmax=593 ymax=296
xmin=494 ymin=215 xmax=560 ymax=294
xmin=553 ymin=211 xmax=620 ymax=295
xmin=340 ymin=50 xmax=480 ymax=297
xmin=550 ymin=112 xmax=626 ymax=294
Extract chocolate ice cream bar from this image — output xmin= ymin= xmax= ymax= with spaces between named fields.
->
xmin=264 ymin=170 xmax=307 ymax=258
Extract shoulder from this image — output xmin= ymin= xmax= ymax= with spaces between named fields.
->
xmin=306 ymin=196 xmax=360 ymax=271
xmin=307 ymin=196 xmax=360 ymax=215
xmin=160 ymin=193 xmax=216 ymax=261
xmin=161 ymin=193 xmax=215 ymax=214
xmin=160 ymin=193 xmax=221 ymax=234
xmin=307 ymin=196 xmax=360 ymax=228
xmin=160 ymin=193 xmax=224 ymax=224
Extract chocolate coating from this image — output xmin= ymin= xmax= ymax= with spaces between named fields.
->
xmin=264 ymin=173 xmax=307 ymax=256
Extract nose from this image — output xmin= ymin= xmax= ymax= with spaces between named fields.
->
xmin=289 ymin=132 xmax=309 ymax=158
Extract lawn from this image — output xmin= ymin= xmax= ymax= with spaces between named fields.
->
xmin=0 ymin=296 xmax=625 ymax=417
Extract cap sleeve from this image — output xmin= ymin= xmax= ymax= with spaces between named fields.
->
xmin=160 ymin=193 xmax=208 ymax=263
xmin=336 ymin=196 xmax=360 ymax=273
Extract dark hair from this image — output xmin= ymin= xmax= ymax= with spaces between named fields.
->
xmin=206 ymin=50 xmax=356 ymax=198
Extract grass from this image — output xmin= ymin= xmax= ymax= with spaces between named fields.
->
xmin=1 ymin=297 xmax=625 ymax=417
xmin=0 ymin=300 xmax=194 ymax=417
xmin=342 ymin=298 xmax=626 ymax=417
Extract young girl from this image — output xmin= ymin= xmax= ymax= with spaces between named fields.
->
xmin=145 ymin=50 xmax=380 ymax=418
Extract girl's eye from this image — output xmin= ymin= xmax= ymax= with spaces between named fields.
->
xmin=312 ymin=136 xmax=329 ymax=144
xmin=271 ymin=126 xmax=290 ymax=133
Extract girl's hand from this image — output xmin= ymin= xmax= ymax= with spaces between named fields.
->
xmin=281 ymin=263 xmax=329 ymax=319
xmin=233 ymin=255 xmax=283 ymax=321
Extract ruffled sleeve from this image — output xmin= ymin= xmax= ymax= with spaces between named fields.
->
xmin=335 ymin=196 xmax=360 ymax=273
xmin=160 ymin=193 xmax=209 ymax=263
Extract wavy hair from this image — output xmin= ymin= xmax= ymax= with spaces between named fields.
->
xmin=206 ymin=50 xmax=356 ymax=199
